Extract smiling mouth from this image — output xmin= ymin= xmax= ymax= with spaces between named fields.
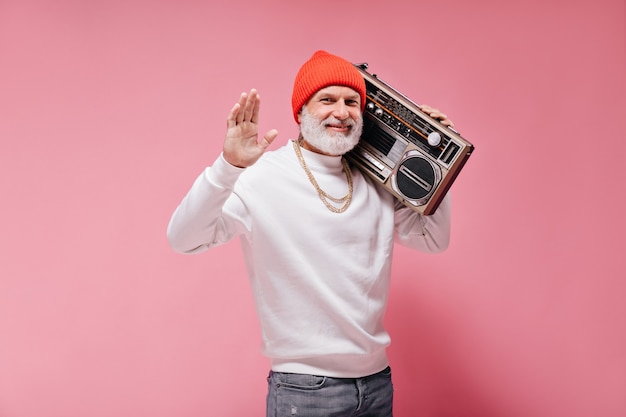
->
xmin=326 ymin=123 xmax=352 ymax=132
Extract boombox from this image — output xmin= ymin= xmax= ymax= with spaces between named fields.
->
xmin=347 ymin=64 xmax=474 ymax=215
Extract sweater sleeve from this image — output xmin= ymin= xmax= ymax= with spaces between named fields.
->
xmin=166 ymin=153 xmax=247 ymax=254
xmin=393 ymin=193 xmax=452 ymax=253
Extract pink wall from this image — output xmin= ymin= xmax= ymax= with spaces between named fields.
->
xmin=1 ymin=1 xmax=624 ymax=416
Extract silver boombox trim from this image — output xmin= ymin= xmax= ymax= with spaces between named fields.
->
xmin=346 ymin=64 xmax=474 ymax=215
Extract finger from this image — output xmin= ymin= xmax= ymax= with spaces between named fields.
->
xmin=226 ymin=102 xmax=241 ymax=128
xmin=235 ymin=92 xmax=247 ymax=124
xmin=243 ymin=89 xmax=258 ymax=123
xmin=431 ymin=113 xmax=454 ymax=128
xmin=440 ymin=118 xmax=455 ymax=127
xmin=420 ymin=104 xmax=452 ymax=124
xmin=420 ymin=104 xmax=444 ymax=117
xmin=425 ymin=108 xmax=445 ymax=120
xmin=260 ymin=129 xmax=278 ymax=149
xmin=250 ymin=91 xmax=261 ymax=124
xmin=419 ymin=104 xmax=433 ymax=113
xmin=430 ymin=110 xmax=448 ymax=120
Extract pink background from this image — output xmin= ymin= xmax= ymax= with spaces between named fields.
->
xmin=1 ymin=1 xmax=624 ymax=416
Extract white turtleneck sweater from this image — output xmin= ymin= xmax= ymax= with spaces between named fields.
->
xmin=167 ymin=140 xmax=451 ymax=378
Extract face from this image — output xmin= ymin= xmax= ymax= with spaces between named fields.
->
xmin=298 ymin=86 xmax=363 ymax=156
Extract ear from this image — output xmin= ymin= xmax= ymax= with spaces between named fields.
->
xmin=297 ymin=110 xmax=302 ymax=124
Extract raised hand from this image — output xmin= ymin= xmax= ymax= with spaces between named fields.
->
xmin=223 ymin=89 xmax=279 ymax=168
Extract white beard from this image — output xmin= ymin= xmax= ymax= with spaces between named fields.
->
xmin=299 ymin=107 xmax=363 ymax=156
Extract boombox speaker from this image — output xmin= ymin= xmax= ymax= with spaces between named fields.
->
xmin=346 ymin=64 xmax=475 ymax=215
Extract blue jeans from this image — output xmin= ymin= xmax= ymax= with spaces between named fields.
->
xmin=266 ymin=367 xmax=393 ymax=417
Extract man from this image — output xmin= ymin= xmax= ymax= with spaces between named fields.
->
xmin=167 ymin=50 xmax=453 ymax=417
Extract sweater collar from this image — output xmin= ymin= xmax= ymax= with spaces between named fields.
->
xmin=291 ymin=140 xmax=344 ymax=171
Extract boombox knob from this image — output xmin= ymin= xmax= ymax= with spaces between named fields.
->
xmin=427 ymin=132 xmax=442 ymax=147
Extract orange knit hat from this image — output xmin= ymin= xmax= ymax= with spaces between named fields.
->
xmin=291 ymin=50 xmax=366 ymax=123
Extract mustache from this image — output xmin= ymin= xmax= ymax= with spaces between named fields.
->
xmin=322 ymin=116 xmax=357 ymax=128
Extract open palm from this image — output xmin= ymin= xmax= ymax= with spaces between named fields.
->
xmin=223 ymin=89 xmax=278 ymax=168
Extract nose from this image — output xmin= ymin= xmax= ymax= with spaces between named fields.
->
xmin=332 ymin=100 xmax=350 ymax=120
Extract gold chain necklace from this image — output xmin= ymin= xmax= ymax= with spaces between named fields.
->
xmin=293 ymin=140 xmax=353 ymax=213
